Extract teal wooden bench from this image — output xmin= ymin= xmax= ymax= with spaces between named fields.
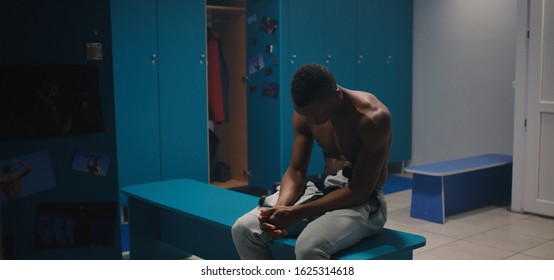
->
xmin=121 ymin=179 xmax=426 ymax=260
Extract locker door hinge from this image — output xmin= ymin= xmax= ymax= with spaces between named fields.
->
xmin=244 ymin=168 xmax=252 ymax=178
xmin=526 ymin=29 xmax=530 ymax=47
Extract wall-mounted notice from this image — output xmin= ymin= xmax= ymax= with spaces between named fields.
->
xmin=0 ymin=150 xmax=56 ymax=203
xmin=72 ymin=149 xmax=111 ymax=176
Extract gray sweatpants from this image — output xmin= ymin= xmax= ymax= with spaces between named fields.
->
xmin=231 ymin=182 xmax=387 ymax=260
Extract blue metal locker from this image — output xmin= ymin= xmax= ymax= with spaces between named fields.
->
xmin=158 ymin=0 xmax=208 ymax=182
xmin=246 ymin=0 xmax=283 ymax=188
xmin=112 ymin=0 xmax=209 ymax=202
xmin=112 ymin=0 xmax=162 ymax=194
xmin=282 ymin=0 xmax=338 ymax=177
xmin=386 ymin=0 xmax=413 ymax=162
xmin=356 ymin=0 xmax=387 ymax=103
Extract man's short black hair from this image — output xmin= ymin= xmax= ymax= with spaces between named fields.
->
xmin=291 ymin=64 xmax=336 ymax=107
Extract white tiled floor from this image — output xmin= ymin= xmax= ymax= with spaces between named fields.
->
xmin=384 ymin=189 xmax=554 ymax=260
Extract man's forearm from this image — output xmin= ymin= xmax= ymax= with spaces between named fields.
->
xmin=275 ymin=180 xmax=305 ymax=206
xmin=291 ymin=184 xmax=371 ymax=219
xmin=275 ymin=170 xmax=305 ymax=207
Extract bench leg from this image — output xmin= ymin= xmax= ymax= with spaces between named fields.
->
xmin=410 ymin=174 xmax=445 ymax=223
xmin=128 ymin=198 xmax=190 ymax=259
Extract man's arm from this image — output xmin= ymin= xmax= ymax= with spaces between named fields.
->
xmin=274 ymin=112 xmax=314 ymax=207
xmin=258 ymin=112 xmax=314 ymax=238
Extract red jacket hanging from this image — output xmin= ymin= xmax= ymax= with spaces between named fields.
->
xmin=207 ymin=31 xmax=225 ymax=123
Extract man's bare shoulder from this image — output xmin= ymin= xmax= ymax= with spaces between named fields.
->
xmin=292 ymin=111 xmax=312 ymax=134
xmin=345 ymin=89 xmax=390 ymax=125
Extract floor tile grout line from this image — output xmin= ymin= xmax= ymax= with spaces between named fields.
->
xmin=414 ymin=239 xmax=459 ymax=254
xmin=462 ymin=230 xmax=553 ymax=254
xmin=460 ymin=237 xmax=519 ymax=255
xmin=423 ymin=239 xmax=518 ymax=260
xmin=515 ymin=239 xmax=554 ymax=257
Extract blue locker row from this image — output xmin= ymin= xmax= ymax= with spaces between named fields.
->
xmin=279 ymin=0 xmax=413 ymax=182
xmin=112 ymin=0 xmax=412 ymax=192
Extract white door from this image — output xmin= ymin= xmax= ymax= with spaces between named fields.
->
xmin=524 ymin=0 xmax=554 ymax=217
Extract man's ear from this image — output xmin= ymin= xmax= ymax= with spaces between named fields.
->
xmin=334 ymin=88 xmax=342 ymax=100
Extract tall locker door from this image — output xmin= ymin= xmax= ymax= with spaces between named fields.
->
xmin=246 ymin=0 xmax=282 ymax=189
xmin=356 ymin=0 xmax=387 ymax=102
xmin=282 ymin=0 xmax=335 ymax=176
xmin=157 ymin=0 xmax=209 ymax=182
xmin=323 ymin=0 xmax=357 ymax=89
xmin=112 ymin=0 xmax=161 ymax=196
xmin=386 ymin=0 xmax=413 ymax=162
xmin=282 ymin=0 xmax=357 ymax=176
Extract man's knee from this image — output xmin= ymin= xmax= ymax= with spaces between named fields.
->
xmin=232 ymin=212 xmax=258 ymax=241
xmin=231 ymin=216 xmax=247 ymax=239
xmin=295 ymin=235 xmax=333 ymax=260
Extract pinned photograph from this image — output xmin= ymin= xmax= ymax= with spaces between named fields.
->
xmin=0 ymin=151 xmax=56 ymax=203
xmin=72 ymin=149 xmax=111 ymax=176
xmin=247 ymin=14 xmax=257 ymax=25
xmin=248 ymin=54 xmax=265 ymax=75
xmin=260 ymin=16 xmax=277 ymax=35
xmin=262 ymin=82 xmax=279 ymax=99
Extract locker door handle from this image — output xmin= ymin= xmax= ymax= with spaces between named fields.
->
xmin=290 ymin=54 xmax=297 ymax=64
xmin=325 ymin=54 xmax=332 ymax=64
xmin=151 ymin=54 xmax=157 ymax=65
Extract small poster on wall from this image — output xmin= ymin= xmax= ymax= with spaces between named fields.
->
xmin=248 ymin=54 xmax=265 ymax=75
xmin=262 ymin=82 xmax=279 ymax=99
xmin=34 ymin=202 xmax=118 ymax=250
xmin=71 ymin=149 xmax=111 ymax=176
xmin=247 ymin=14 xmax=257 ymax=25
xmin=0 ymin=150 xmax=56 ymax=203
xmin=0 ymin=65 xmax=105 ymax=139
xmin=260 ymin=16 xmax=277 ymax=35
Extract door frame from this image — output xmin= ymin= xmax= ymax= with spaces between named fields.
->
xmin=512 ymin=0 xmax=554 ymax=217
xmin=511 ymin=0 xmax=529 ymax=213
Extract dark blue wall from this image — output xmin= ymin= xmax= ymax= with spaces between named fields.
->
xmin=0 ymin=0 xmax=121 ymax=259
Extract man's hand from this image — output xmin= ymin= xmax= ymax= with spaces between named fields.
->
xmin=258 ymin=206 xmax=298 ymax=239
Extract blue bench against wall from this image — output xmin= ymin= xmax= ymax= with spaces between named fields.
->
xmin=122 ymin=179 xmax=426 ymax=260
xmin=405 ymin=154 xmax=513 ymax=224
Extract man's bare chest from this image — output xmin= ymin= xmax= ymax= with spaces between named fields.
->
xmin=310 ymin=122 xmax=361 ymax=161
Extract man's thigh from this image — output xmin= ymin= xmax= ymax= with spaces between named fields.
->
xmin=296 ymin=202 xmax=385 ymax=254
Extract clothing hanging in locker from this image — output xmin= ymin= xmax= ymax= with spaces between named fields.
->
xmin=207 ymin=29 xmax=229 ymax=123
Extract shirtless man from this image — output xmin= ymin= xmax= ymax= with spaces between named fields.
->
xmin=232 ymin=64 xmax=391 ymax=259
xmin=87 ymin=155 xmax=102 ymax=175
xmin=1 ymin=159 xmax=32 ymax=200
